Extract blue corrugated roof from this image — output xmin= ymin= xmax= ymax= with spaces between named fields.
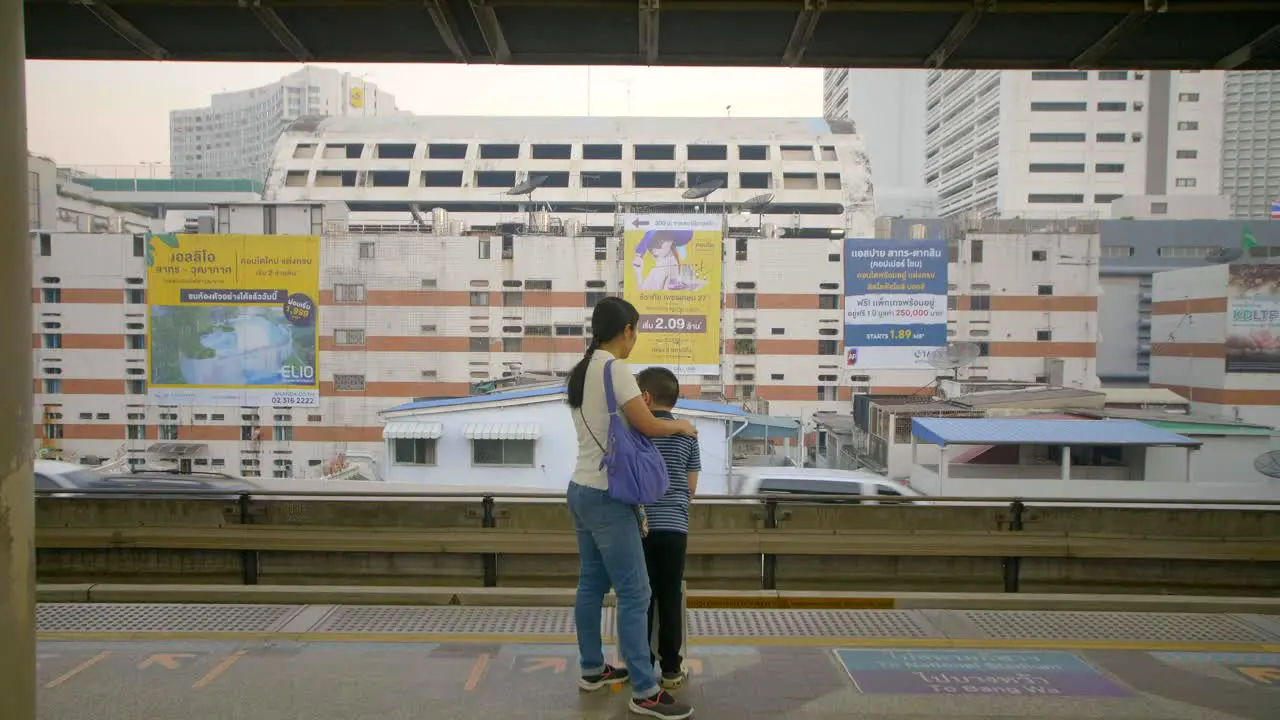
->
xmin=911 ymin=417 xmax=1201 ymax=448
xmin=383 ymin=385 xmax=746 ymax=417
xmin=383 ymin=386 xmax=563 ymax=413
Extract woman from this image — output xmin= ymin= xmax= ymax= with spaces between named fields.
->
xmin=567 ymin=296 xmax=697 ymax=719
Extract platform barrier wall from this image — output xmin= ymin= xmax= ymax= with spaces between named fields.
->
xmin=31 ymin=494 xmax=1280 ymax=596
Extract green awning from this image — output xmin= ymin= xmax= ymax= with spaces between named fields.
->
xmin=1143 ymin=420 xmax=1274 ymax=437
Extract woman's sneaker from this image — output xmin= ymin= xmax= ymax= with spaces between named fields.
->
xmin=629 ymin=690 xmax=693 ymax=719
xmin=579 ymin=664 xmax=630 ymax=692
xmin=660 ymin=668 xmax=689 ymax=690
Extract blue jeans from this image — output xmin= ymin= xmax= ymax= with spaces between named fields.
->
xmin=567 ymin=481 xmax=659 ymax=698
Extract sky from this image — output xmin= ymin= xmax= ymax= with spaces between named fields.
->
xmin=25 ymin=62 xmax=824 ymax=171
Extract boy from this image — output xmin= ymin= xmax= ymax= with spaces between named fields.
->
xmin=635 ymin=366 xmax=700 ymax=689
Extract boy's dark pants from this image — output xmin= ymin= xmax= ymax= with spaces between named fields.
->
xmin=642 ymin=530 xmax=688 ymax=674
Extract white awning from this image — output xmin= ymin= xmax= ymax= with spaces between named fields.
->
xmin=464 ymin=423 xmax=542 ymax=440
xmin=382 ymin=421 xmax=443 ymax=440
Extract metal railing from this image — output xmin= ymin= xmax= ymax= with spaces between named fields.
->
xmin=34 ymin=490 xmax=1280 ymax=594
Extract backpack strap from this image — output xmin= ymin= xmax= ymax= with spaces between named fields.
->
xmin=602 ymin=359 xmax=618 ymax=415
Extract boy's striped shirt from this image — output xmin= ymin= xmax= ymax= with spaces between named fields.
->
xmin=644 ymin=410 xmax=701 ymax=534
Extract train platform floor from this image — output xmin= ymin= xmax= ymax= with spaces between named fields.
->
xmin=35 ymin=603 xmax=1280 ymax=720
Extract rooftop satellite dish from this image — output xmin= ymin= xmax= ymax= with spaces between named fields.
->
xmin=1253 ymin=450 xmax=1280 ymax=478
xmin=1206 ymin=247 xmax=1244 ymax=264
xmin=926 ymin=342 xmax=982 ymax=371
xmin=506 ymin=175 xmax=548 ymax=196
xmin=742 ymin=193 xmax=774 ymax=212
xmin=682 ymin=177 xmax=725 ymax=200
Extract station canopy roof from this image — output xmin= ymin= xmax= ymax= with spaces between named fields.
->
xmin=23 ymin=0 xmax=1280 ymax=70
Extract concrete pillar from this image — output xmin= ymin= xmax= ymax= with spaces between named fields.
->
xmin=938 ymin=446 xmax=949 ymax=492
xmin=1061 ymin=446 xmax=1072 ymax=483
xmin=0 ymin=1 xmax=35 ymax=718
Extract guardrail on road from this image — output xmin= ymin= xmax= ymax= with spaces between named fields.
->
xmin=33 ymin=490 xmax=1280 ymax=596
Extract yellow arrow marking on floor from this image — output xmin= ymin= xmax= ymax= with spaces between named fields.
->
xmin=1235 ymin=666 xmax=1280 ymax=685
xmin=45 ymin=652 xmax=110 ymax=688
xmin=139 ymin=653 xmax=196 ymax=670
xmin=523 ymin=657 xmax=568 ymax=674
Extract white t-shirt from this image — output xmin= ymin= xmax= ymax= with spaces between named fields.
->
xmin=571 ymin=349 xmax=642 ymax=490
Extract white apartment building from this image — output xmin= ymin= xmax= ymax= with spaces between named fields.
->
xmin=926 ymin=69 xmax=1224 ymax=219
xmin=32 ymin=210 xmax=1101 ymax=477
xmin=31 ymin=116 xmax=1102 ymax=477
xmin=822 ymin=69 xmax=936 ymax=217
xmin=170 ymin=66 xmax=399 ymax=182
xmin=1222 ymin=71 xmax=1280 ymax=219
xmin=1150 ymin=262 xmax=1280 ymax=428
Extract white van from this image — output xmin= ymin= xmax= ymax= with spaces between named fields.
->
xmin=728 ymin=467 xmax=925 ymax=504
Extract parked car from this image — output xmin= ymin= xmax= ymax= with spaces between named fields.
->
xmin=728 ymin=467 xmax=925 ymax=504
xmin=35 ymin=460 xmax=261 ymax=498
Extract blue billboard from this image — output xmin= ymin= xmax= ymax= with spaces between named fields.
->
xmin=844 ymin=239 xmax=948 ymax=370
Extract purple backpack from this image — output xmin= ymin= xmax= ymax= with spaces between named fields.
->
xmin=585 ymin=360 xmax=671 ymax=506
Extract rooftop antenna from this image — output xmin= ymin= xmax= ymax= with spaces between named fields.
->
xmin=925 ymin=342 xmax=982 ymax=381
xmin=1253 ymin=449 xmax=1280 ymax=479
xmin=741 ymin=193 xmax=774 ymax=232
xmin=682 ymin=177 xmax=725 ymax=214
xmin=1205 ymin=246 xmax=1244 ymax=264
xmin=507 ymin=175 xmax=549 ymax=230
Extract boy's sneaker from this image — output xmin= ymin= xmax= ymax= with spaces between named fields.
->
xmin=629 ymin=690 xmax=694 ymax=719
xmin=660 ymin=668 xmax=689 ymax=690
xmin=578 ymin=664 xmax=629 ymax=692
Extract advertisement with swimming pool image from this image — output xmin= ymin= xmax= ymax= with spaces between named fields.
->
xmin=145 ymin=232 xmax=320 ymax=407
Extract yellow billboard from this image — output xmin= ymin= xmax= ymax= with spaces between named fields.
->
xmin=622 ymin=214 xmax=723 ymax=376
xmin=146 ymin=233 xmax=320 ymax=407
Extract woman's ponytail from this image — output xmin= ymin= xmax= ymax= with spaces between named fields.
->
xmin=567 ymin=297 xmax=639 ymax=408
xmin=566 ymin=340 xmax=598 ymax=408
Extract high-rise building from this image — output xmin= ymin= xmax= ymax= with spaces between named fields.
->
xmin=170 ymin=66 xmax=399 ymax=182
xmin=823 ymin=69 xmax=935 ymax=217
xmin=1222 ymin=71 xmax=1280 ymax=219
xmin=925 ymin=70 xmax=1224 ymax=219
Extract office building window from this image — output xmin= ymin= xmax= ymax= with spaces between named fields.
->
xmin=1175 ymin=178 xmax=1197 ymax=188
xmin=1178 ymin=92 xmax=1200 ymax=102
xmin=1096 ymin=132 xmax=1126 ymax=142
xmin=1028 ymin=194 xmax=1085 ymax=203
xmin=393 ymin=438 xmax=437 ymax=465
xmin=1031 ymin=71 xmax=1088 ymax=81
xmin=332 ymin=374 xmax=366 ymax=391
xmin=1097 ymin=102 xmax=1128 ymax=111
xmin=1098 ymin=71 xmax=1129 ymax=80
xmin=1176 ymin=149 xmax=1198 ymax=159
xmin=1030 ymin=133 xmax=1086 ymax=142
xmin=473 ymin=439 xmax=535 ymax=467
xmin=1177 ymin=121 xmax=1200 ymax=131
xmin=1096 ymin=163 xmax=1125 ymax=173
xmin=1029 ymin=163 xmax=1084 ymax=173
xmin=1034 ymin=101 xmax=1085 ymax=110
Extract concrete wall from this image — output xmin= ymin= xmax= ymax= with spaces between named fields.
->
xmin=1147 ymin=435 xmax=1278 ymax=484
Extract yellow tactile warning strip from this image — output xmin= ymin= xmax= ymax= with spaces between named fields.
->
xmin=32 ymin=630 xmax=1280 ymax=654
